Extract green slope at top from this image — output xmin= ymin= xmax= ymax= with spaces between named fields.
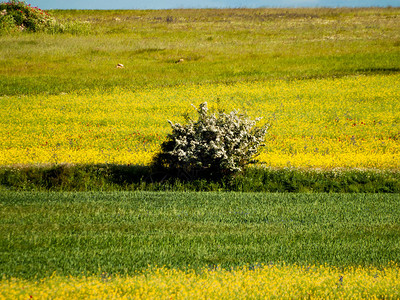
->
xmin=1 ymin=7 xmax=399 ymax=95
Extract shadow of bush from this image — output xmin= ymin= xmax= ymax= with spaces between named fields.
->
xmin=0 ymin=164 xmax=399 ymax=193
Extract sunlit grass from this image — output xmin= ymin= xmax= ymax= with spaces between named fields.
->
xmin=1 ymin=8 xmax=399 ymax=95
xmin=1 ymin=192 xmax=399 ymax=278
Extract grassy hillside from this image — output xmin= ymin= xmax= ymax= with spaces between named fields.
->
xmin=1 ymin=8 xmax=399 ymax=95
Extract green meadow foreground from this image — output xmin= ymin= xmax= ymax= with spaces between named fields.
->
xmin=1 ymin=7 xmax=400 ymax=299
xmin=1 ymin=192 xmax=400 ymax=298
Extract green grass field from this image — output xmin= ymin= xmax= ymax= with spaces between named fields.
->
xmin=1 ymin=8 xmax=400 ymax=95
xmin=1 ymin=191 xmax=399 ymax=279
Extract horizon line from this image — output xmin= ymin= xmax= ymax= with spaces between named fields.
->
xmin=44 ymin=5 xmax=399 ymax=10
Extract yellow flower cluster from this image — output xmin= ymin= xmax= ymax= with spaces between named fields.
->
xmin=1 ymin=264 xmax=399 ymax=299
xmin=0 ymin=74 xmax=399 ymax=169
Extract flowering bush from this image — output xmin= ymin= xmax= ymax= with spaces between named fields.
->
xmin=152 ymin=102 xmax=269 ymax=179
xmin=0 ymin=0 xmax=89 ymax=34
xmin=0 ymin=0 xmax=56 ymax=32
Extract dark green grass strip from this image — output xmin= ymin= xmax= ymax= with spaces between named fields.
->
xmin=1 ymin=164 xmax=399 ymax=192
xmin=0 ymin=191 xmax=399 ymax=279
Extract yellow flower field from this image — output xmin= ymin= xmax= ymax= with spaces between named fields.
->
xmin=1 ymin=74 xmax=399 ymax=169
xmin=1 ymin=264 xmax=399 ymax=299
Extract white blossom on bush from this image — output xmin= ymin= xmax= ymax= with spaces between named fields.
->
xmin=152 ymin=102 xmax=269 ymax=179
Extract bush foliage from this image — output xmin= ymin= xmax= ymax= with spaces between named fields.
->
xmin=152 ymin=103 xmax=269 ymax=179
xmin=0 ymin=0 xmax=88 ymax=34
